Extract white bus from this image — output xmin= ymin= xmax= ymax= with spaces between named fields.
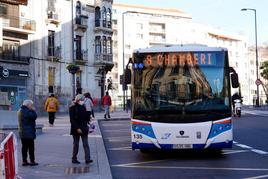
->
xmin=128 ymin=45 xmax=239 ymax=151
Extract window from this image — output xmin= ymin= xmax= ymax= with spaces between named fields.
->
xmin=76 ymin=1 xmax=81 ymax=24
xmin=107 ymin=8 xmax=112 ymax=28
xmin=95 ymin=36 xmax=101 ymax=54
xmin=1 ymin=40 xmax=20 ymax=60
xmin=48 ymin=0 xmax=56 ymax=12
xmin=103 ymin=36 xmax=107 ymax=54
xmin=136 ymin=23 xmax=143 ymax=30
xmin=75 ymin=35 xmax=82 ymax=60
xmin=136 ymin=33 xmax=143 ymax=39
xmin=107 ymin=37 xmax=112 ymax=54
xmin=0 ymin=4 xmax=7 ymax=15
xmin=102 ymin=7 xmax=106 ymax=27
xmin=48 ymin=30 xmax=55 ymax=56
xmin=95 ymin=7 xmax=101 ymax=27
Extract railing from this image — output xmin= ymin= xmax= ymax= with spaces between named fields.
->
xmin=0 ymin=132 xmax=18 ymax=179
xmin=1 ymin=15 xmax=36 ymax=31
xmin=75 ymin=50 xmax=87 ymax=60
xmin=47 ymin=11 xmax=59 ymax=20
xmin=0 ymin=52 xmax=30 ymax=64
xmin=75 ymin=16 xmax=87 ymax=26
xmin=47 ymin=46 xmax=61 ymax=60
xmin=95 ymin=54 xmax=113 ymax=63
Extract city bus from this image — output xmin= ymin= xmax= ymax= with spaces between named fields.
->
xmin=128 ymin=45 xmax=239 ymax=151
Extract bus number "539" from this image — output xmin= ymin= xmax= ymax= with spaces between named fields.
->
xmin=133 ymin=134 xmax=143 ymax=139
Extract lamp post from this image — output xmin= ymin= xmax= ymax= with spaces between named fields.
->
xmin=241 ymin=8 xmax=260 ymax=107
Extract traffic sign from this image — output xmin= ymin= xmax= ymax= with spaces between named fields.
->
xmin=255 ymin=79 xmax=261 ymax=86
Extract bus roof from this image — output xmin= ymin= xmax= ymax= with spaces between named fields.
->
xmin=133 ymin=45 xmax=228 ymax=53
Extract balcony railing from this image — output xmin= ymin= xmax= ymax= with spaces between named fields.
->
xmin=1 ymin=15 xmax=36 ymax=32
xmin=47 ymin=46 xmax=61 ymax=61
xmin=0 ymin=52 xmax=30 ymax=64
xmin=95 ymin=54 xmax=113 ymax=64
xmin=75 ymin=50 xmax=87 ymax=65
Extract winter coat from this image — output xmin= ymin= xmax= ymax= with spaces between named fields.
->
xmin=18 ymin=106 xmax=37 ymax=139
xmin=69 ymin=103 xmax=89 ymax=136
xmin=102 ymin=95 xmax=112 ymax=106
xmin=44 ymin=97 xmax=59 ymax=112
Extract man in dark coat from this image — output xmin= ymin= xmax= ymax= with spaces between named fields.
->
xmin=69 ymin=94 xmax=93 ymax=164
xmin=18 ymin=99 xmax=38 ymax=166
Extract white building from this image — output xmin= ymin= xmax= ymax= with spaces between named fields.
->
xmin=109 ymin=3 xmax=251 ymax=107
xmin=0 ymin=0 xmax=113 ymax=112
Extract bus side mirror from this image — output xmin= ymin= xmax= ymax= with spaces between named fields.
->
xmin=231 ymin=73 xmax=239 ymax=88
xmin=124 ymin=68 xmax=131 ymax=84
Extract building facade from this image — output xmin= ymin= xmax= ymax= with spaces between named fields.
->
xmin=0 ymin=0 xmax=113 ymax=113
xmin=109 ymin=3 xmax=252 ymax=107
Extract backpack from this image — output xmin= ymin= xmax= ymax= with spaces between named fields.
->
xmin=48 ymin=100 xmax=56 ymax=109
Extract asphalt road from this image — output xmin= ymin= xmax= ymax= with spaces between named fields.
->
xmin=99 ymin=112 xmax=268 ymax=179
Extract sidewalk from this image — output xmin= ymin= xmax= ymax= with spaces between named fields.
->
xmin=17 ymin=111 xmax=130 ymax=179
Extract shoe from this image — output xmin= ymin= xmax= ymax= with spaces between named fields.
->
xmin=49 ymin=124 xmax=53 ymax=127
xmin=72 ymin=160 xmax=81 ymax=164
xmin=22 ymin=161 xmax=29 ymax=166
xmin=29 ymin=162 xmax=39 ymax=166
xmin=85 ymin=159 xmax=93 ymax=164
xmin=108 ymin=115 xmax=111 ymax=118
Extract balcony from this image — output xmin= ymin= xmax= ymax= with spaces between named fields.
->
xmin=74 ymin=16 xmax=88 ymax=32
xmin=95 ymin=54 xmax=114 ymax=71
xmin=46 ymin=11 xmax=60 ymax=25
xmin=74 ymin=50 xmax=87 ymax=65
xmin=1 ymin=15 xmax=36 ymax=35
xmin=94 ymin=20 xmax=113 ymax=34
xmin=47 ymin=46 xmax=61 ymax=62
xmin=0 ymin=52 xmax=29 ymax=64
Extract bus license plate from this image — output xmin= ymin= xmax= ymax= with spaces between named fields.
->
xmin=173 ymin=144 xmax=193 ymax=149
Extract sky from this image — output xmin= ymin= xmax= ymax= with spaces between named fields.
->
xmin=114 ymin=0 xmax=268 ymax=46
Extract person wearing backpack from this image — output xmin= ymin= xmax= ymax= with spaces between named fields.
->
xmin=44 ymin=93 xmax=59 ymax=127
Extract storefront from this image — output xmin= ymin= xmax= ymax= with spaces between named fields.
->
xmin=0 ymin=66 xmax=28 ymax=111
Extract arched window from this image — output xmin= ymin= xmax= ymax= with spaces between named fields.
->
xmin=95 ymin=7 xmax=101 ymax=27
xmin=107 ymin=37 xmax=112 ymax=54
xmin=107 ymin=8 xmax=112 ymax=28
xmin=95 ymin=36 xmax=101 ymax=54
xmin=102 ymin=7 xmax=106 ymax=27
xmin=103 ymin=36 xmax=107 ymax=54
xmin=76 ymin=1 xmax=81 ymax=24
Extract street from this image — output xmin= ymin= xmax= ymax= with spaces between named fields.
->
xmin=99 ymin=112 xmax=268 ymax=179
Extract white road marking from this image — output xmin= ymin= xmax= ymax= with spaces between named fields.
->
xmin=250 ymin=149 xmax=268 ymax=155
xmin=112 ymin=165 xmax=268 ymax=171
xmin=234 ymin=141 xmax=268 ymax=156
xmin=222 ymin=150 xmax=249 ymax=155
xmin=108 ymin=146 xmax=132 ymax=151
xmin=113 ymin=159 xmax=172 ymax=167
xmin=243 ymin=174 xmax=268 ymax=179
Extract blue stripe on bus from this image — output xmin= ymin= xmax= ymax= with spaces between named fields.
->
xmin=208 ymin=123 xmax=232 ymax=139
xmin=132 ymin=141 xmax=232 ymax=150
xmin=132 ymin=124 xmax=156 ymax=139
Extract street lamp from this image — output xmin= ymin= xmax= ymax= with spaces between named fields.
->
xmin=241 ymin=8 xmax=260 ymax=107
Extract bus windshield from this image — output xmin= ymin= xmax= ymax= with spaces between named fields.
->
xmin=132 ymin=51 xmax=231 ymax=123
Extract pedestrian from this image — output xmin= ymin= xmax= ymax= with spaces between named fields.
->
xmin=44 ymin=93 xmax=59 ymax=127
xmin=102 ymin=91 xmax=112 ymax=119
xmin=17 ymin=99 xmax=38 ymax=166
xmin=84 ymin=92 xmax=94 ymax=120
xmin=69 ymin=94 xmax=93 ymax=164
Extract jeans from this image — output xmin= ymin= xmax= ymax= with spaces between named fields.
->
xmin=104 ymin=105 xmax=110 ymax=118
xmin=21 ymin=138 xmax=35 ymax=162
xmin=48 ymin=112 xmax=56 ymax=125
xmin=72 ymin=135 xmax=91 ymax=161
